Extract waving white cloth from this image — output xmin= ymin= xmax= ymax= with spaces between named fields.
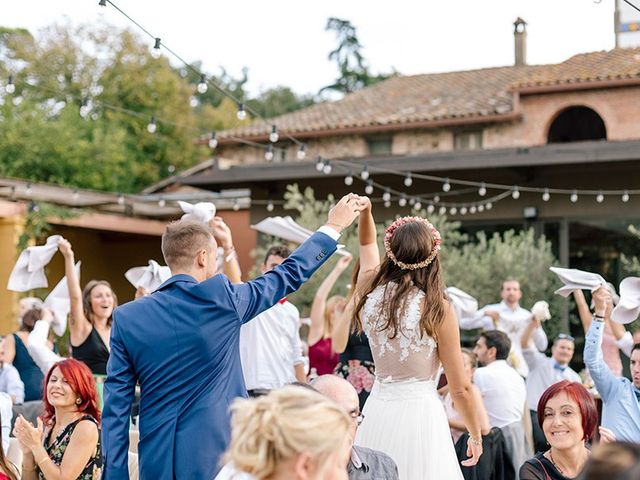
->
xmin=43 ymin=261 xmax=80 ymax=336
xmin=125 ymin=260 xmax=172 ymax=292
xmin=252 ymin=216 xmax=350 ymax=256
xmin=549 ymin=267 xmax=606 ymax=297
xmin=7 ymin=235 xmax=62 ymax=292
xmin=612 ymin=277 xmax=640 ymax=324
xmin=445 ymin=287 xmax=478 ymax=321
xmin=178 ymin=201 xmax=216 ymax=223
xmin=531 ymin=300 xmax=551 ymax=322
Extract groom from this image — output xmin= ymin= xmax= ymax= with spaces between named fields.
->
xmin=102 ymin=194 xmax=365 ymax=479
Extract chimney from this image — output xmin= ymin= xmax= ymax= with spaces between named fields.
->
xmin=514 ymin=17 xmax=527 ymax=66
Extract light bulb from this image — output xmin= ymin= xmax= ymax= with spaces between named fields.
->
xmin=344 ymin=173 xmax=353 ymax=186
xmin=208 ymin=132 xmax=218 ymax=149
xmin=427 ymin=204 xmax=435 ymax=214
xmin=79 ymin=101 xmax=90 ymax=118
xmin=470 ymin=205 xmax=477 ymax=214
xmin=297 ymin=145 xmax=306 ymax=160
xmin=315 ymin=157 xmax=324 ymax=172
xmin=570 ymin=191 xmax=578 ymax=203
xmin=117 ymin=194 xmax=125 ymax=205
xmin=72 ymin=190 xmax=79 ymax=201
xmin=147 ymin=117 xmax=157 ymax=134
xmin=365 ymin=181 xmax=374 ymax=195
xmin=433 ymin=195 xmax=440 ymax=203
xmin=404 ymin=173 xmax=413 ymax=187
xmin=478 ymin=183 xmax=487 ymax=196
xmin=167 ymin=165 xmax=176 ymax=174
xmin=382 ymin=189 xmax=391 ymax=202
xmin=512 ymin=187 xmax=520 ymax=199
xmin=384 ymin=200 xmax=391 ymax=208
xmin=98 ymin=0 xmax=107 ymax=15
xmin=596 ymin=192 xmax=604 ymax=203
xmin=25 ymin=183 xmax=32 ymax=196
xmin=443 ymin=178 xmax=451 ymax=192
xmin=486 ymin=202 xmax=493 ymax=210
xmin=542 ymin=189 xmax=550 ymax=202
xmin=322 ymin=160 xmax=332 ymax=174
xmin=439 ymin=206 xmax=447 ymax=215
xmin=6 ymin=75 xmax=16 ymax=94
xmin=398 ymin=195 xmax=407 ymax=207
xmin=478 ymin=204 xmax=485 ymax=212
xmin=361 ymin=166 xmax=370 ymax=180
xmin=237 ymin=103 xmax=247 ymax=120
xmin=233 ymin=200 xmax=240 ymax=211
xmin=197 ymin=74 xmax=208 ymax=94
xmin=414 ymin=200 xmax=422 ymax=210
xmin=460 ymin=206 xmax=468 ymax=215
xmin=449 ymin=207 xmax=457 ymax=215
xmin=265 ymin=145 xmax=274 ymax=161
xmin=151 ymin=38 xmax=162 ymax=59
xmin=622 ymin=191 xmax=630 ymax=202
xmin=269 ymin=125 xmax=279 ymax=143
xmin=189 ymin=96 xmax=199 ymax=108
xmin=267 ymin=201 xmax=274 ymax=212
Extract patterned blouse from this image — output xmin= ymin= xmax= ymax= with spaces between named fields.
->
xmin=38 ymin=415 xmax=101 ymax=480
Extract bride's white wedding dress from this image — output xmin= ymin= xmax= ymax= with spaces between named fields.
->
xmin=355 ymin=283 xmax=464 ymax=480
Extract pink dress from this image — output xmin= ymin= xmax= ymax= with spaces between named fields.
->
xmin=309 ymin=337 xmax=338 ymax=375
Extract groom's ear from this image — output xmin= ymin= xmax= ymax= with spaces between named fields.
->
xmin=195 ymin=249 xmax=207 ymax=268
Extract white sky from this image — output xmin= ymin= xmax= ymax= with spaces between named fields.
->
xmin=3 ymin=0 xmax=623 ymax=96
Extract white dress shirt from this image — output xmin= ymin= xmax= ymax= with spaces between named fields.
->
xmin=460 ymin=301 xmax=548 ymax=377
xmin=240 ymin=300 xmax=304 ymax=390
xmin=0 ymin=364 xmax=24 ymax=404
xmin=522 ymin=347 xmax=581 ymax=411
xmin=0 ymin=393 xmax=12 ymax=456
xmin=473 ymin=360 xmax=526 ymax=428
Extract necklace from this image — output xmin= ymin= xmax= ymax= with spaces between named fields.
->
xmin=548 ymin=450 xmax=564 ymax=475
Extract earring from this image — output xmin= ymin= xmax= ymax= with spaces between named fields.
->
xmin=76 ymin=398 xmax=82 ymax=405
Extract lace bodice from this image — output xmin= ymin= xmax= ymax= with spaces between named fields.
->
xmin=361 ymin=283 xmax=440 ymax=383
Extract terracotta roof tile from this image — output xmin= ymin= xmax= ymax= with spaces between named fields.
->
xmin=217 ymin=48 xmax=640 ymax=139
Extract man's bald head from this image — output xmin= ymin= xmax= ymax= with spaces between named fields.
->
xmin=311 ymin=375 xmax=359 ymax=412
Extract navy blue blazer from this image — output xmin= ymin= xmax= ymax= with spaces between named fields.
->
xmin=101 ymin=231 xmax=337 ymax=479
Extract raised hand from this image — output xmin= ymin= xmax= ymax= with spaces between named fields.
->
xmin=325 ymin=194 xmax=366 ymax=233
xmin=58 ymin=238 xmax=74 ymax=258
xmin=592 ymin=287 xmax=612 ymax=316
xmin=209 ymin=216 xmax=233 ymax=250
xmin=335 ymin=254 xmax=353 ymax=272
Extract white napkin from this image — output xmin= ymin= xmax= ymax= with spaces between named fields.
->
xmin=177 ymin=201 xmax=216 ymax=223
xmin=43 ymin=261 xmax=80 ymax=336
xmin=531 ymin=300 xmax=551 ymax=322
xmin=445 ymin=286 xmax=478 ymax=320
xmin=125 ymin=260 xmax=172 ymax=292
xmin=7 ymin=235 xmax=62 ymax=292
xmin=549 ymin=267 xmax=606 ymax=297
xmin=612 ymin=277 xmax=640 ymax=325
xmin=252 ymin=216 xmax=350 ymax=256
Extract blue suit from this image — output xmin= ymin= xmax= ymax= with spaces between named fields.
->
xmin=102 ymin=231 xmax=337 ymax=479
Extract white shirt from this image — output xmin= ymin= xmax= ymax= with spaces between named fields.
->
xmin=240 ymin=300 xmax=304 ymax=390
xmin=0 ymin=364 xmax=24 ymax=404
xmin=461 ymin=301 xmax=548 ymax=377
xmin=522 ymin=347 xmax=582 ymax=411
xmin=0 ymin=393 xmax=12 ymax=456
xmin=214 ymin=464 xmax=254 ymax=480
xmin=473 ymin=360 xmax=526 ymax=428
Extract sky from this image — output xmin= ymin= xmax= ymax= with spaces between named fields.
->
xmin=3 ymin=0 xmax=622 ymax=96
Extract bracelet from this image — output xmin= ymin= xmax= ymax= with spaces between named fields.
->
xmin=36 ymin=456 xmax=50 ymax=467
xmin=468 ymin=435 xmax=482 ymax=446
xmin=593 ymin=313 xmax=605 ymax=322
xmin=22 ymin=464 xmax=37 ymax=472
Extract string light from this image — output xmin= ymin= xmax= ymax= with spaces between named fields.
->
xmin=365 ymin=180 xmax=374 ymax=195
xmin=269 ymin=125 xmax=279 ymax=143
xmin=622 ymin=190 xmax=630 ymax=202
xmin=449 ymin=206 xmax=457 ymax=215
xmin=236 ymin=103 xmax=247 ymax=121
xmin=404 ymin=173 xmax=413 ymax=187
xmin=167 ymin=165 xmax=176 ymax=174
xmin=427 ymin=204 xmax=435 ymax=214
xmin=208 ymin=132 xmax=218 ymax=149
xmin=596 ymin=192 xmax=604 ymax=203
xmin=469 ymin=205 xmax=477 ymax=214
xmin=384 ymin=200 xmax=391 ymax=208
xmin=315 ymin=157 xmax=324 ymax=172
xmin=322 ymin=159 xmax=332 ymax=174
xmin=414 ymin=199 xmax=422 ymax=210
xmin=478 ymin=183 xmax=487 ymax=197
xmin=486 ymin=202 xmax=493 ymax=210
xmin=442 ymin=178 xmax=451 ymax=192
xmin=25 ymin=183 xmax=32 ymax=196
xmin=79 ymin=98 xmax=90 ymax=118
xmin=147 ymin=116 xmax=157 ymax=133
xmin=158 ymin=198 xmax=166 ymax=207
xmin=72 ymin=190 xmax=79 ymax=201
xmin=570 ymin=190 xmax=578 ymax=203
xmin=433 ymin=195 xmax=440 ymax=203
xmin=512 ymin=186 xmax=520 ymax=200
xmin=542 ymin=188 xmax=550 ymax=202
xmin=197 ymin=74 xmax=208 ymax=94
xmin=382 ymin=188 xmax=391 ymax=202
xmin=266 ymin=201 xmax=274 ymax=212
xmin=151 ymin=37 xmax=162 ymax=59
xmin=117 ymin=194 xmax=125 ymax=205
xmin=344 ymin=172 xmax=354 ymax=186
xmin=297 ymin=145 xmax=306 ymax=160
xmin=478 ymin=204 xmax=485 ymax=212
xmin=439 ymin=206 xmax=447 ymax=215
xmin=361 ymin=165 xmax=370 ymax=181
xmin=398 ymin=194 xmax=407 ymax=207
xmin=5 ymin=75 xmax=15 ymax=94
xmin=265 ymin=145 xmax=274 ymax=161
xmin=460 ymin=206 xmax=468 ymax=215
xmin=233 ymin=199 xmax=240 ymax=211
xmin=98 ymin=0 xmax=107 ymax=10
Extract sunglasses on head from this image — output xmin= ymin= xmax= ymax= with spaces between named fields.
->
xmin=555 ymin=333 xmax=575 ymax=342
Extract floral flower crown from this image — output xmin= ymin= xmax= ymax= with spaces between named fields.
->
xmin=383 ymin=216 xmax=442 ymax=270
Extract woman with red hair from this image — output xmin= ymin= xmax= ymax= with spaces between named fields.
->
xmin=520 ymin=380 xmax=597 ymax=480
xmin=13 ymin=359 xmax=101 ymax=479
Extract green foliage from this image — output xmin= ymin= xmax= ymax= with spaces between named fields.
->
xmin=621 ymin=224 xmax=640 ymax=276
xmin=17 ymin=202 xmax=78 ymax=251
xmin=247 ymin=86 xmax=316 ymax=119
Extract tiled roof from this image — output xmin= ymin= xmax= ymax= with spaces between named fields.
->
xmin=218 ymin=48 xmax=640 ymax=140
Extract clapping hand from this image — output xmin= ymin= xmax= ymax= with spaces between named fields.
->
xmin=13 ymin=415 xmax=44 ymax=453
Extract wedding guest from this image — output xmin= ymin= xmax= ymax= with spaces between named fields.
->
xmin=580 ymin=442 xmax=640 ymax=480
xmin=4 ymin=308 xmax=44 ymax=401
xmin=14 ymin=358 xmax=101 ymax=479
xmin=308 ymin=255 xmax=353 ymax=375
xmin=520 ymin=380 xmax=597 ymax=480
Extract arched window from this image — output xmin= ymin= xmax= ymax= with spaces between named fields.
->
xmin=547 ymin=106 xmax=607 ymax=143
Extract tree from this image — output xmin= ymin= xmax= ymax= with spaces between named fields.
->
xmin=321 ymin=18 xmax=395 ymax=95
xmin=246 ymin=86 xmax=316 ymax=119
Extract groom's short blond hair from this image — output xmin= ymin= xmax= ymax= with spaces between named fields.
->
xmin=162 ymin=221 xmax=215 ymax=271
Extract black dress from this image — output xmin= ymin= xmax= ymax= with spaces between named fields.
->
xmin=12 ymin=334 xmax=44 ymax=401
xmin=333 ymin=332 xmax=375 ymax=409
xmin=520 ymin=452 xmax=575 ymax=480
xmin=72 ymin=327 xmax=109 ymax=375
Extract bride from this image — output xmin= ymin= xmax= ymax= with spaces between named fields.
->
xmin=350 ymin=199 xmax=483 ymax=480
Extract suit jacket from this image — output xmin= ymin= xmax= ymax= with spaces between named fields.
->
xmin=102 ymin=231 xmax=337 ymax=479
xmin=455 ymin=427 xmax=515 ymax=480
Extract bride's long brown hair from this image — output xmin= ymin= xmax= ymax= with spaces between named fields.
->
xmin=353 ymin=220 xmax=446 ymax=341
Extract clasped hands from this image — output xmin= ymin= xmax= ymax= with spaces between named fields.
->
xmin=325 ymin=194 xmax=370 ymax=233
